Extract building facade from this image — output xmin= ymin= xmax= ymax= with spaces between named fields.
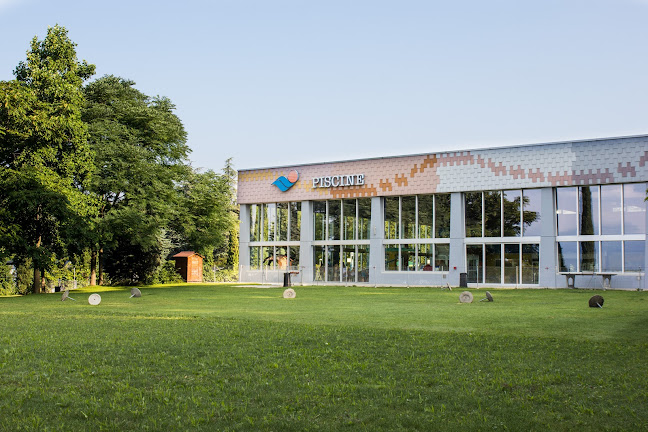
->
xmin=237 ymin=135 xmax=648 ymax=290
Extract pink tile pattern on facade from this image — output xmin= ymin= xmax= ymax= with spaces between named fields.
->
xmin=237 ymin=137 xmax=648 ymax=204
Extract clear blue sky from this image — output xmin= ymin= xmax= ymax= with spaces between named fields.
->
xmin=1 ymin=0 xmax=647 ymax=171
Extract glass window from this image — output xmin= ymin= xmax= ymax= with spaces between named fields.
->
xmin=522 ymin=244 xmax=539 ymax=284
xmin=558 ymin=241 xmax=577 ymax=272
xmin=601 ymin=241 xmax=622 ymax=272
xmin=327 ymin=245 xmax=340 ymax=281
xmin=601 ymin=185 xmax=622 ymax=235
xmin=343 ymin=199 xmax=356 ymax=241
xmin=503 ymin=190 xmax=521 ymax=237
xmin=289 ymin=246 xmax=300 ymax=270
xmin=313 ymin=246 xmax=325 ymax=281
xmin=342 ymin=246 xmax=355 ymax=282
xmin=522 ymin=189 xmax=542 ymax=236
xmin=384 ymin=197 xmax=399 ymax=240
xmin=418 ymin=244 xmax=433 ymax=270
xmin=358 ymin=199 xmax=371 ymax=240
xmin=275 ymin=246 xmax=288 ymax=270
xmin=435 ymin=244 xmax=449 ymax=271
xmin=277 ymin=202 xmax=289 ymax=242
xmin=328 ymin=200 xmax=341 ymax=241
xmin=262 ymin=246 xmax=274 ymax=269
xmin=504 ymin=244 xmax=519 ymax=284
xmin=484 ymin=192 xmax=502 ymax=237
xmin=580 ymin=241 xmax=598 ymax=272
xmin=250 ymin=204 xmax=262 ymax=242
xmin=465 ymin=192 xmax=482 ymax=237
xmin=435 ymin=194 xmax=451 ymax=238
xmin=357 ymin=246 xmax=370 ymax=282
xmin=624 ymin=183 xmax=646 ymax=235
xmin=313 ymin=201 xmax=326 ymax=241
xmin=401 ymin=244 xmax=415 ymax=271
xmin=402 ymin=197 xmax=416 ymax=239
xmin=485 ymin=244 xmax=501 ymax=283
xmin=556 ymin=188 xmax=577 ymax=236
xmin=263 ymin=204 xmax=276 ymax=241
xmin=290 ymin=202 xmax=301 ymax=241
xmin=249 ymin=246 xmax=261 ymax=270
xmin=624 ymin=241 xmax=645 ymax=272
xmin=418 ymin=195 xmax=434 ymax=239
xmin=385 ymin=245 xmax=399 ymax=271
xmin=579 ymin=186 xmax=599 ymax=236
xmin=466 ymin=245 xmax=483 ymax=283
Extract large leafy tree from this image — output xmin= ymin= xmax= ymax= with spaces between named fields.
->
xmin=82 ymin=75 xmax=189 ymax=284
xmin=0 ymin=25 xmax=95 ymax=293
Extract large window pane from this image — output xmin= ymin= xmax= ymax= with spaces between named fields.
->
xmin=465 ymin=192 xmax=482 ymax=237
xmin=328 ymin=200 xmax=341 ymax=241
xmin=277 ymin=202 xmax=289 ymax=242
xmin=580 ymin=241 xmax=598 ymax=272
xmin=342 ymin=246 xmax=355 ymax=282
xmin=504 ymin=244 xmax=519 ymax=284
xmin=579 ymin=186 xmax=599 ymax=235
xmin=401 ymin=244 xmax=415 ymax=271
xmin=262 ymin=246 xmax=274 ymax=269
xmin=250 ymin=204 xmax=262 ymax=242
xmin=290 ymin=202 xmax=301 ymax=241
xmin=624 ymin=241 xmax=645 ymax=272
xmin=522 ymin=189 xmax=542 ymax=236
xmin=435 ymin=244 xmax=450 ymax=271
xmin=503 ymin=190 xmax=521 ymax=237
xmin=402 ymin=197 xmax=416 ymax=239
xmin=418 ymin=195 xmax=434 ymax=239
xmin=624 ymin=183 xmax=646 ymax=234
xmin=485 ymin=244 xmax=501 ymax=283
xmin=384 ymin=197 xmax=399 ymax=240
xmin=314 ymin=246 xmax=325 ymax=281
xmin=327 ymin=245 xmax=340 ymax=281
xmin=358 ymin=246 xmax=370 ymax=282
xmin=601 ymin=241 xmax=622 ymax=272
xmin=385 ymin=245 xmax=399 ymax=271
xmin=601 ymin=185 xmax=622 ymax=235
xmin=418 ymin=244 xmax=433 ymax=270
xmin=343 ymin=199 xmax=357 ymax=241
xmin=435 ymin=194 xmax=451 ymax=238
xmin=484 ymin=192 xmax=502 ymax=237
xmin=289 ymin=246 xmax=300 ymax=270
xmin=249 ymin=246 xmax=261 ymax=270
xmin=522 ymin=244 xmax=539 ymax=284
xmin=358 ymin=199 xmax=371 ymax=240
xmin=275 ymin=246 xmax=288 ymax=270
xmin=263 ymin=204 xmax=276 ymax=241
xmin=313 ymin=201 xmax=326 ymax=241
xmin=466 ymin=245 xmax=483 ymax=283
xmin=556 ymin=188 xmax=577 ymax=236
xmin=558 ymin=241 xmax=577 ymax=272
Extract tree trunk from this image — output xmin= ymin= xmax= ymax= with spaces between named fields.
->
xmin=98 ymin=248 xmax=104 ymax=286
xmin=33 ymin=267 xmax=42 ymax=294
xmin=90 ymin=249 xmax=97 ymax=286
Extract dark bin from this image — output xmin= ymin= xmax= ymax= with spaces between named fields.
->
xmin=54 ymin=285 xmax=61 ymax=293
xmin=459 ymin=272 xmax=468 ymax=288
xmin=283 ymin=272 xmax=291 ymax=287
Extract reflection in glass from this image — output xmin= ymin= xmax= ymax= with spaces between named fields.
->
xmin=328 ymin=200 xmax=341 ymax=241
xmin=313 ymin=201 xmax=326 ymax=241
xmin=504 ymin=244 xmax=519 ymax=284
xmin=624 ymin=241 xmax=645 ymax=272
xmin=342 ymin=246 xmax=355 ymax=282
xmin=558 ymin=241 xmax=577 ymax=272
xmin=522 ymin=244 xmax=539 ymax=284
xmin=580 ymin=241 xmax=598 ymax=272
xmin=357 ymin=246 xmax=370 ymax=282
xmin=503 ymin=190 xmax=521 ymax=236
xmin=402 ymin=196 xmax=416 ymax=239
xmin=290 ymin=202 xmax=301 ymax=241
xmin=277 ymin=202 xmax=288 ymax=242
xmin=467 ymin=245 xmax=483 ymax=283
xmin=601 ymin=185 xmax=622 ymax=235
xmin=289 ymin=246 xmax=300 ymax=270
xmin=484 ymin=192 xmax=502 ymax=237
xmin=601 ymin=241 xmax=622 ymax=272
xmin=579 ymin=186 xmax=599 ymax=235
xmin=418 ymin=195 xmax=434 ymax=239
xmin=435 ymin=194 xmax=451 ymax=238
xmin=358 ymin=199 xmax=371 ymax=240
xmin=343 ymin=199 xmax=356 ymax=241
xmin=401 ymin=244 xmax=415 ymax=271
xmin=522 ymin=189 xmax=542 ymax=236
xmin=465 ymin=192 xmax=482 ymax=237
xmin=275 ymin=246 xmax=288 ymax=270
xmin=263 ymin=204 xmax=276 ymax=241
xmin=250 ymin=204 xmax=262 ymax=242
xmin=418 ymin=244 xmax=433 ymax=270
xmin=313 ymin=246 xmax=325 ymax=281
xmin=624 ymin=183 xmax=646 ymax=234
xmin=249 ymin=246 xmax=260 ymax=270
xmin=556 ymin=188 xmax=577 ymax=236
xmin=485 ymin=244 xmax=501 ymax=283
xmin=435 ymin=244 xmax=450 ymax=271
xmin=385 ymin=245 xmax=399 ymax=271
xmin=327 ymin=245 xmax=340 ymax=281
xmin=384 ymin=197 xmax=399 ymax=240
xmin=262 ymin=246 xmax=274 ymax=269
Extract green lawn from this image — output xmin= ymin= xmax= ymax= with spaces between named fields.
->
xmin=1 ymin=284 xmax=646 ymax=431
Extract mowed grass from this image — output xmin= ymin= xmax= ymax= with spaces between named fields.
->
xmin=0 ymin=285 xmax=646 ymax=431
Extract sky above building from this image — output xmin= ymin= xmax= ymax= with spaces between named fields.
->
xmin=1 ymin=0 xmax=647 ymax=172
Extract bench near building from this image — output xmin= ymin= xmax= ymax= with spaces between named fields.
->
xmin=237 ymin=135 xmax=648 ymax=290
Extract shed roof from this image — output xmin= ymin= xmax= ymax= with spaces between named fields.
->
xmin=172 ymin=251 xmax=203 ymax=258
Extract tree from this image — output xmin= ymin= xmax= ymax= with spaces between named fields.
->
xmin=82 ymin=75 xmax=189 ymax=284
xmin=0 ymin=25 xmax=95 ymax=293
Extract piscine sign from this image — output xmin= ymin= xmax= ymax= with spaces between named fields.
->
xmin=312 ymin=174 xmax=365 ymax=189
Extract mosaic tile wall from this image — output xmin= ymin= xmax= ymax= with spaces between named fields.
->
xmin=237 ymin=135 xmax=648 ymax=204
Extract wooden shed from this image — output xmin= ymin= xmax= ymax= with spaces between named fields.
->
xmin=172 ymin=251 xmax=203 ymax=282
